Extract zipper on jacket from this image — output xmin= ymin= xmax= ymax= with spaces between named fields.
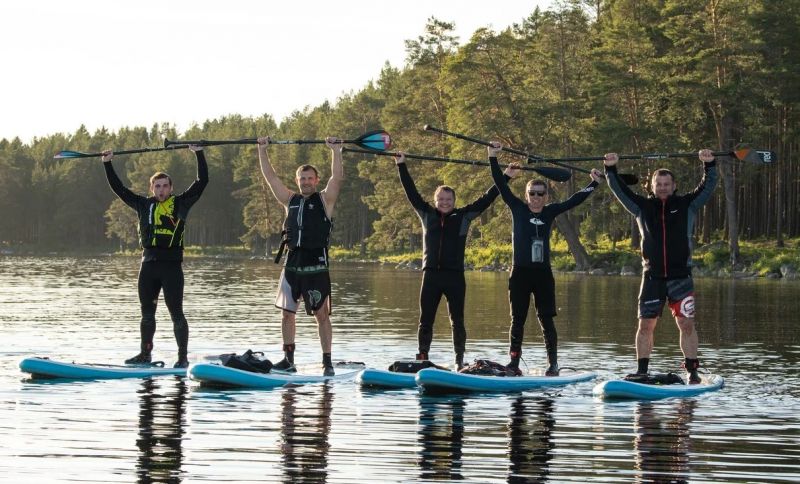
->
xmin=661 ymin=200 xmax=668 ymax=277
xmin=296 ymin=196 xmax=305 ymax=248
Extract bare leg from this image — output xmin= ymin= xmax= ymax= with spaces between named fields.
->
xmin=675 ymin=317 xmax=698 ymax=358
xmin=313 ymin=298 xmax=332 ymax=354
xmin=636 ymin=318 xmax=658 ymax=359
xmin=281 ymin=309 xmax=296 ymax=345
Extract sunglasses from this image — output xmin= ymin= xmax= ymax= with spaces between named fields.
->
xmin=528 ymin=191 xmax=547 ymax=197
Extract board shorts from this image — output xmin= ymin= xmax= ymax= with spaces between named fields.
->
xmin=274 ymin=248 xmax=332 ymax=316
xmin=638 ymin=275 xmax=695 ymax=319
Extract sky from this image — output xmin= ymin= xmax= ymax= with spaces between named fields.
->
xmin=1 ymin=0 xmax=553 ymax=143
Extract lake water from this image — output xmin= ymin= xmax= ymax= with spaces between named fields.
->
xmin=1 ymin=256 xmax=799 ymax=482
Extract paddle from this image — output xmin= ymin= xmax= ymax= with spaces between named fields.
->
xmin=520 ymin=146 xmax=777 ymax=164
xmin=54 ymin=144 xmax=191 ymax=159
xmin=342 ymin=147 xmax=572 ymax=182
xmin=164 ymin=129 xmax=392 ymax=151
xmin=422 ymin=124 xmax=638 ymax=185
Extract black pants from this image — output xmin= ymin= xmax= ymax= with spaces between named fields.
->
xmin=138 ymin=261 xmax=188 ymax=356
xmin=418 ymin=269 xmax=466 ymax=356
xmin=508 ymin=266 xmax=557 ymax=356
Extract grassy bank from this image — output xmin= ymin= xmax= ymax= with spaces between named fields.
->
xmin=332 ymin=237 xmax=800 ymax=280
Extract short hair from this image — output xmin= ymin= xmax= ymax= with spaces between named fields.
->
xmin=434 ymin=185 xmax=456 ymax=203
xmin=149 ymin=172 xmax=172 ymax=186
xmin=296 ymin=164 xmax=320 ymax=178
xmin=526 ymin=179 xmax=548 ymax=194
xmin=651 ymin=168 xmax=675 ymax=183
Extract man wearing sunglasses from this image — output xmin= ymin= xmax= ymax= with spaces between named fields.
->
xmin=603 ymin=150 xmax=716 ymax=384
xmin=489 ymin=142 xmax=602 ymax=376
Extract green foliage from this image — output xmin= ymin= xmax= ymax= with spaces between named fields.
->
xmin=1 ymin=2 xmax=798 ymax=271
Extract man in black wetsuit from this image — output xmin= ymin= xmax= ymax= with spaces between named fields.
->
xmin=394 ymin=152 xmax=518 ymax=369
xmin=489 ymin=142 xmax=602 ymax=376
xmin=101 ymin=145 xmax=208 ymax=368
xmin=604 ymin=149 xmax=717 ymax=384
xmin=257 ymin=135 xmax=343 ymax=376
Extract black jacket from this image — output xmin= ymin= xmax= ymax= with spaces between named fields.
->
xmin=605 ymin=162 xmax=717 ymax=278
xmin=398 ymin=163 xmax=505 ymax=271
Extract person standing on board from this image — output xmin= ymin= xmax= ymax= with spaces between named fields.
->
xmin=489 ymin=142 xmax=602 ymax=376
xmin=394 ymin=152 xmax=518 ymax=370
xmin=603 ymin=149 xmax=717 ymax=384
xmin=257 ymin=136 xmax=343 ymax=376
xmin=101 ymin=145 xmax=208 ymax=368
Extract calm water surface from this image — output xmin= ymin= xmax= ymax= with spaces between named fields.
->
xmin=1 ymin=256 xmax=799 ymax=482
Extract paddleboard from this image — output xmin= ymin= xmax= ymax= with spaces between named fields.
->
xmin=593 ymin=374 xmax=724 ymax=400
xmin=415 ymin=368 xmax=597 ymax=393
xmin=189 ymin=363 xmax=361 ymax=389
xmin=357 ymin=368 xmax=419 ymax=389
xmin=19 ymin=357 xmax=187 ymax=380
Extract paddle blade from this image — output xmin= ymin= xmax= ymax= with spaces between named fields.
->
xmin=54 ymin=150 xmax=94 ymax=159
xmin=733 ymin=147 xmax=778 ymax=163
xmin=532 ymin=166 xmax=571 ymax=182
xmin=355 ymin=130 xmax=392 ymax=151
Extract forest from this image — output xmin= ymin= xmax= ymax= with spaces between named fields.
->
xmin=0 ymin=0 xmax=797 ymax=272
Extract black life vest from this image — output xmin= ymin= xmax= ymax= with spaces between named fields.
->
xmin=283 ymin=192 xmax=332 ymax=250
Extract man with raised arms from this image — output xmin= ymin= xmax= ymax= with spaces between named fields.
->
xmin=394 ymin=152 xmax=518 ymax=370
xmin=603 ymin=149 xmax=717 ymax=384
xmin=489 ymin=142 xmax=602 ymax=376
xmin=101 ymin=145 xmax=208 ymax=368
xmin=257 ymin=136 xmax=343 ymax=376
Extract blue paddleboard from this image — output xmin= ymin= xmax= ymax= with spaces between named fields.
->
xmin=593 ymin=374 xmax=724 ymax=400
xmin=357 ymin=368 xmax=418 ymax=388
xmin=189 ymin=363 xmax=361 ymax=389
xmin=415 ymin=368 xmax=597 ymax=393
xmin=19 ymin=357 xmax=187 ymax=379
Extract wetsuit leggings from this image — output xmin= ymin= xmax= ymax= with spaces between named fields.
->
xmin=418 ymin=270 xmax=466 ymax=356
xmin=508 ymin=266 xmax=557 ymax=361
xmin=138 ymin=261 xmax=188 ymax=356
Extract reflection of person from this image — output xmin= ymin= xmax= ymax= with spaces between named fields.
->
xmin=394 ymin=152 xmax=517 ymax=369
xmin=489 ymin=142 xmax=602 ymax=375
xmin=604 ymin=150 xmax=717 ymax=383
xmin=633 ymin=399 xmax=696 ymax=482
xmin=417 ymin=395 xmax=466 ymax=480
xmin=280 ymin=384 xmax=333 ymax=482
xmin=135 ymin=377 xmax=187 ymax=483
xmin=102 ymin=146 xmax=208 ymax=368
xmin=257 ymin=136 xmax=343 ymax=376
xmin=507 ymin=397 xmax=555 ymax=482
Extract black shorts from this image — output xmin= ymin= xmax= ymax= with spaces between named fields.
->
xmin=638 ymin=275 xmax=695 ymax=319
xmin=274 ymin=248 xmax=332 ymax=315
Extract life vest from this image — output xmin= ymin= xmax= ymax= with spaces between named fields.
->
xmin=140 ymin=196 xmax=185 ymax=249
xmin=282 ymin=192 xmax=332 ymax=250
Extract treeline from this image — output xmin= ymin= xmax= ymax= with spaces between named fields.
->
xmin=0 ymin=0 xmax=797 ymax=267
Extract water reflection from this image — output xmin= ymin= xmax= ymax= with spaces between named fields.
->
xmin=633 ymin=400 xmax=696 ymax=483
xmin=417 ymin=395 xmax=466 ymax=480
xmin=507 ymin=397 xmax=555 ymax=483
xmin=280 ymin=384 xmax=333 ymax=483
xmin=136 ymin=377 xmax=187 ymax=483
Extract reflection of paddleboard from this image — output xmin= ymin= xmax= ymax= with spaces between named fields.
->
xmin=593 ymin=374 xmax=724 ymax=400
xmin=357 ymin=368 xmax=418 ymax=389
xmin=189 ymin=363 xmax=361 ymax=389
xmin=19 ymin=357 xmax=187 ymax=380
xmin=416 ymin=368 xmax=597 ymax=393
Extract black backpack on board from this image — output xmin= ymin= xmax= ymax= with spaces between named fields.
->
xmin=220 ymin=350 xmax=273 ymax=374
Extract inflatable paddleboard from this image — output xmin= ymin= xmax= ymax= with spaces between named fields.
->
xmin=189 ymin=363 xmax=361 ymax=389
xmin=415 ymin=368 xmax=597 ymax=393
xmin=357 ymin=368 xmax=418 ymax=388
xmin=593 ymin=374 xmax=724 ymax=400
xmin=19 ymin=357 xmax=187 ymax=380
